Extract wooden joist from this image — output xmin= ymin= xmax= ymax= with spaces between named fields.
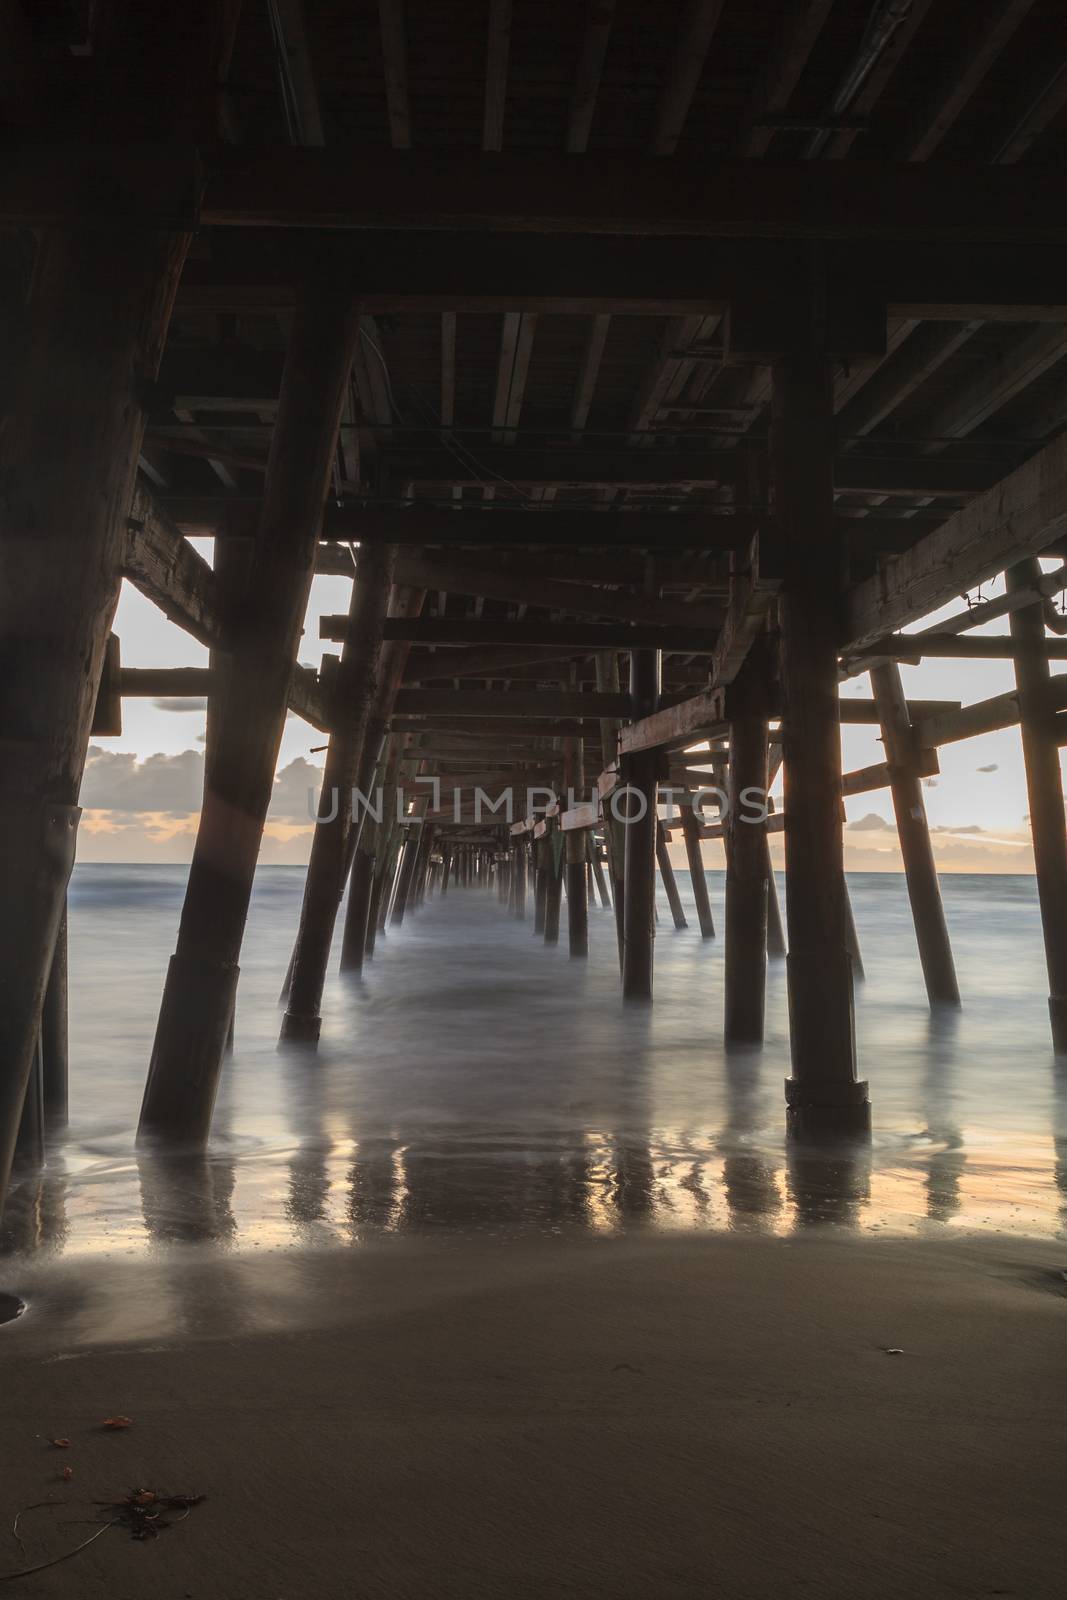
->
xmin=392 ymin=689 xmax=630 ymax=719
xmin=838 ymin=697 xmax=959 ymax=725
xmin=343 ymin=618 xmax=718 ymax=652
xmin=844 ymin=431 xmax=1067 ymax=651
xmin=618 ymin=688 xmax=725 ymax=756
xmin=322 ymin=504 xmax=752 ymax=548
xmin=857 ymin=633 xmax=1067 ymax=661
xmin=39 ymin=148 xmax=1048 ymax=243
xmin=367 ymin=553 xmax=723 ymax=629
xmin=175 ymin=230 xmax=1067 ymax=321
xmin=618 ymin=689 xmax=958 ymax=755
xmin=393 ymin=446 xmax=998 ymax=498
xmin=559 ymin=801 xmax=599 ymax=832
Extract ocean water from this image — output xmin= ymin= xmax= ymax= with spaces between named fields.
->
xmin=4 ymin=865 xmax=1066 ymax=1261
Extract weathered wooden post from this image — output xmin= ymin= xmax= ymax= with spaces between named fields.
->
xmin=656 ymin=819 xmax=688 ymax=930
xmin=764 ymin=840 xmax=787 ymax=957
xmin=622 ymin=649 xmax=660 ymax=1000
xmin=413 ymin=823 xmax=436 ymax=908
xmin=281 ymin=544 xmax=397 ymax=1040
xmin=724 ymin=662 xmax=770 ymax=1042
xmin=562 ymin=728 xmax=588 ymax=957
xmin=0 ymin=4 xmax=243 ymax=1200
xmin=681 ymin=804 xmax=715 ymax=938
xmin=595 ymin=651 xmax=626 ymax=963
xmin=590 ymin=847 xmax=611 ymax=910
xmin=440 ymin=842 xmax=453 ymax=896
xmin=773 ymin=352 xmax=869 ymax=1138
xmin=876 ymin=659 xmax=959 ymax=1004
xmin=533 ymin=837 xmax=549 ymax=933
xmin=141 ymin=279 xmax=361 ymax=1142
xmin=390 ymin=825 xmax=423 ymax=926
xmin=332 ymin=585 xmax=424 ymax=971
xmin=1008 ymin=559 xmax=1067 ymax=1048
xmin=544 ymin=825 xmax=564 ymax=945
xmin=513 ymin=836 xmax=528 ymax=919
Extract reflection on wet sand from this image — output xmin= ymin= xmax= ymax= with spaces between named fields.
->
xmin=4 ymin=873 xmax=1067 ymax=1260
xmin=719 ymin=1051 xmax=783 ymax=1230
xmin=920 ymin=1010 xmax=966 ymax=1225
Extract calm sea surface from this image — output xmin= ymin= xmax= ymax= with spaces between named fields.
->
xmin=4 ymin=866 xmax=1066 ymax=1259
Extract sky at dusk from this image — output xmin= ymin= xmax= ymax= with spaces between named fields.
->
xmin=77 ymin=541 xmax=1067 ymax=872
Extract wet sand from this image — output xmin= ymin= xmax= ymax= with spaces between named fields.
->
xmin=1 ymin=1231 xmax=1064 ymax=1598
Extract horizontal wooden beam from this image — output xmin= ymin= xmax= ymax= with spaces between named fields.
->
xmin=392 ymin=689 xmax=630 ymax=718
xmin=118 ymin=667 xmax=212 ymax=697
xmin=915 ymin=675 xmax=1067 ymax=748
xmin=859 ymin=632 xmax=1067 ymax=661
xmin=391 ymin=446 xmax=999 ymax=497
xmin=838 ymin=697 xmax=958 ymax=725
xmin=560 ymin=801 xmax=598 ymax=831
xmin=115 ymin=661 xmax=329 ymax=731
xmin=618 ymin=688 xmax=725 ymax=756
xmin=618 ymin=690 xmax=960 ymax=755
xmin=323 ymin=504 xmax=753 ymax=548
xmin=356 ymin=618 xmax=717 ymax=651
xmin=845 ymin=431 xmax=1067 ymax=650
xmin=378 ymin=554 xmax=722 ymax=628
xmin=388 ymin=717 xmax=599 ymax=738
xmin=160 ymin=150 xmax=1067 ymax=243
xmin=176 ymin=232 xmax=1067 ymax=320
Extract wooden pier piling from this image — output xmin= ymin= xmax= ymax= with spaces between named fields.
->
xmin=656 ymin=821 xmax=688 ymax=930
xmin=563 ymin=728 xmax=589 ymax=957
xmin=1008 ymin=559 xmax=1067 ymax=1049
xmin=544 ymin=829 xmax=563 ymax=946
xmin=595 ymin=652 xmax=627 ymax=964
xmin=681 ymin=805 xmax=715 ymax=938
xmin=774 ymin=355 xmax=869 ymax=1138
xmin=141 ymin=282 xmax=360 ymax=1140
xmin=622 ymin=650 xmax=660 ymax=1000
xmin=282 ymin=543 xmax=396 ymax=1041
xmin=724 ymin=665 xmax=769 ymax=1043
xmin=871 ymin=661 xmax=958 ymax=1005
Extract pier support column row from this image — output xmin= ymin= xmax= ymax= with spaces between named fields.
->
xmin=141 ymin=281 xmax=361 ymax=1142
xmin=773 ymin=354 xmax=869 ymax=1139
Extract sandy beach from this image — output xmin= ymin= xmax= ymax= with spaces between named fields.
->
xmin=1 ymin=1231 xmax=1063 ymax=1598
